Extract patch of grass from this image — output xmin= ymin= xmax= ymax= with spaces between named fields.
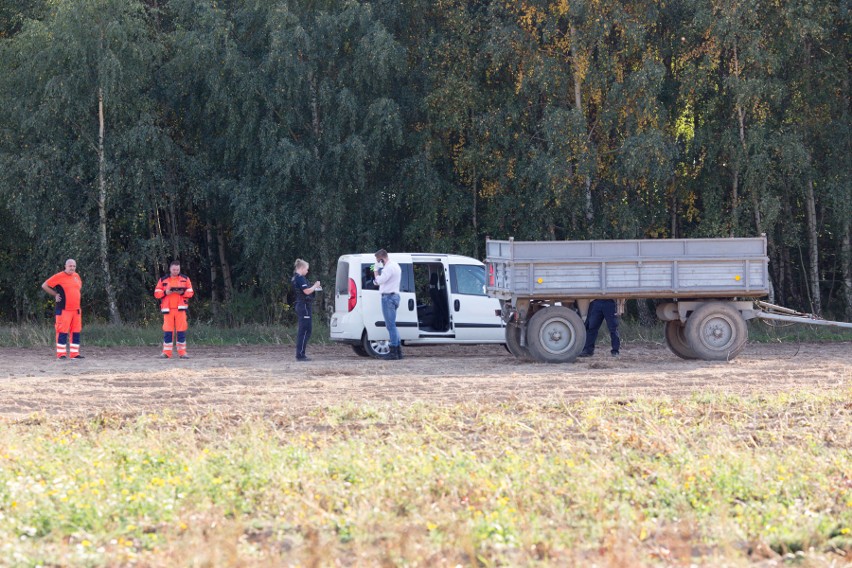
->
xmin=746 ymin=319 xmax=852 ymax=343
xmin=2 ymin=316 xmax=850 ymax=349
xmin=618 ymin=317 xmax=852 ymax=345
xmin=0 ymin=323 xmax=331 ymax=348
xmin=0 ymin=389 xmax=849 ymax=566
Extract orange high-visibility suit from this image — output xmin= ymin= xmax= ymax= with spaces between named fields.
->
xmin=45 ymin=271 xmax=83 ymax=358
xmin=154 ymin=274 xmax=194 ymax=357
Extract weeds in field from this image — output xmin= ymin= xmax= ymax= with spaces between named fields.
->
xmin=1 ymin=318 xmax=848 ymax=349
xmin=0 ymin=390 xmax=849 ymax=566
xmin=0 ymin=323 xmax=329 ymax=348
xmin=617 ymin=318 xmax=852 ymax=345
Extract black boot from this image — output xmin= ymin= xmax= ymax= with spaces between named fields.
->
xmin=396 ymin=344 xmax=404 ymax=359
xmin=388 ymin=345 xmax=400 ymax=360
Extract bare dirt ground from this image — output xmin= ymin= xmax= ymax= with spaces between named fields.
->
xmin=1 ymin=341 xmax=850 ymax=419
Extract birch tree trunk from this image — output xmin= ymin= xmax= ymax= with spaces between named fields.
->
xmin=205 ymin=222 xmax=220 ymax=318
xmin=804 ymin=179 xmax=821 ymax=314
xmin=472 ymin=162 xmax=478 ymax=257
xmin=167 ymin=201 xmax=179 ymax=260
xmin=842 ymin=77 xmax=852 ymax=320
xmin=570 ymin=25 xmax=593 ymax=223
xmin=843 ymin=216 xmax=852 ymax=320
xmin=730 ymin=170 xmax=739 ymax=237
xmin=97 ymin=87 xmax=121 ymax=325
xmin=636 ymin=299 xmax=655 ymax=327
xmin=730 ymin=43 xmax=746 ymax=238
xmin=216 ymin=224 xmax=234 ymax=302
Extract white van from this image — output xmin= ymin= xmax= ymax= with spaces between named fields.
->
xmin=330 ymin=253 xmax=506 ymax=358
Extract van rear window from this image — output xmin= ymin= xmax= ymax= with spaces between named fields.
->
xmin=335 ymin=261 xmax=350 ymax=294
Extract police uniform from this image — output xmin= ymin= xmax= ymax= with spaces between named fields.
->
xmin=45 ymin=271 xmax=83 ymax=358
xmin=154 ymin=274 xmax=194 ymax=358
xmin=291 ymin=272 xmax=314 ymax=360
xmin=580 ymin=299 xmax=621 ymax=357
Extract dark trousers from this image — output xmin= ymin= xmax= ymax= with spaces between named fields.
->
xmin=295 ymin=302 xmax=312 ymax=358
xmin=582 ymin=299 xmax=620 ymax=354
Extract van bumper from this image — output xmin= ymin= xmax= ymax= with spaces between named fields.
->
xmin=330 ymin=312 xmax=362 ymax=343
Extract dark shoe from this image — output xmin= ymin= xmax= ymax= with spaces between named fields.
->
xmin=578 ymin=352 xmax=593 ymax=358
xmin=296 ymin=356 xmax=311 ymax=362
xmin=388 ymin=346 xmax=400 ymax=360
xmin=396 ymin=345 xmax=404 ymax=359
xmin=57 ymin=355 xmax=68 ymax=360
xmin=179 ymin=354 xmax=190 ymax=359
xmin=160 ymin=353 xmax=171 ymax=359
xmin=70 ymin=355 xmax=85 ymax=359
xmin=611 ymin=351 xmax=619 ymax=357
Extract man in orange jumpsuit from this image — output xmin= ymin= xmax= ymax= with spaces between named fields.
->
xmin=154 ymin=260 xmax=194 ymax=359
xmin=42 ymin=259 xmax=84 ymax=359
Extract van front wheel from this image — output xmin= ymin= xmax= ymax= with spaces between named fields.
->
xmin=362 ymin=333 xmax=392 ymax=359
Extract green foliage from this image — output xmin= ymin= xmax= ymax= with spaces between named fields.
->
xmin=0 ymin=0 xmax=849 ymax=323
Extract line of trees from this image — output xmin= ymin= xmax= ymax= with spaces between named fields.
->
xmin=1 ymin=0 xmax=849 ymax=324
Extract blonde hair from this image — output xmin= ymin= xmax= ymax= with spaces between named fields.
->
xmin=294 ymin=258 xmax=309 ymax=271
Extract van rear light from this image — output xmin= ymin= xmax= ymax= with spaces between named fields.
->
xmin=348 ymin=278 xmax=357 ymax=312
xmin=488 ymin=263 xmax=495 ymax=287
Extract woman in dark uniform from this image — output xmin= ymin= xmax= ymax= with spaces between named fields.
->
xmin=291 ymin=259 xmax=321 ymax=361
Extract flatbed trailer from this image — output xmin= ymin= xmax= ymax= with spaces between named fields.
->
xmin=485 ymin=236 xmax=852 ymax=362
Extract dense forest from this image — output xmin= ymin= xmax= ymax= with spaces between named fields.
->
xmin=0 ymin=0 xmax=849 ymax=324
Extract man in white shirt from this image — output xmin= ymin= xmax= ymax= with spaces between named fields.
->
xmin=373 ymin=249 xmax=403 ymax=359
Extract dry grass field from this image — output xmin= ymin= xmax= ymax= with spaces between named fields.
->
xmin=2 ymin=341 xmax=850 ymax=416
xmin=1 ymin=341 xmax=850 ymax=566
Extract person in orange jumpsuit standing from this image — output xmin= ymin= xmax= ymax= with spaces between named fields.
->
xmin=154 ymin=260 xmax=194 ymax=359
xmin=42 ymin=259 xmax=84 ymax=359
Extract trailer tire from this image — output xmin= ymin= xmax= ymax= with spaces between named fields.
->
xmin=664 ymin=321 xmax=698 ymax=360
xmin=526 ymin=306 xmax=586 ymax=363
xmin=684 ymin=302 xmax=748 ymax=361
xmin=505 ymin=322 xmax=533 ymax=361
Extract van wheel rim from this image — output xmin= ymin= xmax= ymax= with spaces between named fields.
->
xmin=537 ymin=317 xmax=576 ymax=354
xmin=370 ymin=340 xmax=391 ymax=356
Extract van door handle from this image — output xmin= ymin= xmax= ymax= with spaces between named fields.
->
xmin=408 ymin=299 xmax=414 ymax=311
xmin=454 ymin=299 xmax=460 ymax=311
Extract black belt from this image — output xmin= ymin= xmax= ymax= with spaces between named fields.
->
xmin=381 ymin=292 xmax=398 ymax=296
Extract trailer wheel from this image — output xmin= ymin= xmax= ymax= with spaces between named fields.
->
xmin=664 ymin=321 xmax=698 ymax=360
xmin=684 ymin=302 xmax=748 ymax=361
xmin=505 ymin=322 xmax=533 ymax=361
xmin=352 ymin=344 xmax=370 ymax=357
xmin=362 ymin=332 xmax=392 ymax=359
xmin=526 ymin=306 xmax=586 ymax=363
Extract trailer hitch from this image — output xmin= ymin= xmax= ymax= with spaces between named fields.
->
xmin=755 ymin=301 xmax=852 ymax=329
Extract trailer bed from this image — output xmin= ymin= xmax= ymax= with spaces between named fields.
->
xmin=486 ymin=237 xmax=770 ymax=301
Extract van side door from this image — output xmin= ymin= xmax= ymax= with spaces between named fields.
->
xmin=448 ymin=263 xmax=505 ymax=342
xmin=362 ymin=261 xmax=419 ymax=341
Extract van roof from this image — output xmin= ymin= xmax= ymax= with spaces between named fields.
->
xmin=337 ymin=252 xmax=484 ymax=264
